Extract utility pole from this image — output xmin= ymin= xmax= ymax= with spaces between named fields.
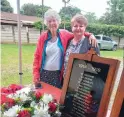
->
xmin=42 ymin=0 xmax=44 ymax=31
xmin=17 ymin=0 xmax=23 ymax=85
xmin=62 ymin=0 xmax=70 ymax=29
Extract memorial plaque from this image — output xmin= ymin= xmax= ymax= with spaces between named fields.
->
xmin=60 ymin=50 xmax=120 ymax=117
xmin=119 ymin=100 xmax=124 ymax=117
xmin=110 ymin=69 xmax=124 ymax=117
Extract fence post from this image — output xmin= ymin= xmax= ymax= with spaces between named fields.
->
xmin=12 ymin=25 xmax=16 ymax=43
xmin=26 ymin=26 xmax=29 ymax=43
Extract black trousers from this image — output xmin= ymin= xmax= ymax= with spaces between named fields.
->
xmin=40 ymin=69 xmax=62 ymax=89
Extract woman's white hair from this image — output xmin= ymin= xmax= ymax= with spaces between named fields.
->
xmin=44 ymin=9 xmax=61 ymax=25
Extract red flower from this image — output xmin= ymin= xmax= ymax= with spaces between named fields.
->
xmin=7 ymin=98 xmax=15 ymax=107
xmin=9 ymin=84 xmax=23 ymax=93
xmin=53 ymin=99 xmax=57 ymax=103
xmin=48 ymin=102 xmax=57 ymax=112
xmin=17 ymin=110 xmax=31 ymax=117
xmin=1 ymin=87 xmax=12 ymax=94
xmin=1 ymin=94 xmax=15 ymax=107
xmin=1 ymin=84 xmax=23 ymax=95
xmin=34 ymin=91 xmax=42 ymax=99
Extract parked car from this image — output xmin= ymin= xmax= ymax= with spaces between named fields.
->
xmin=95 ymin=35 xmax=117 ymax=51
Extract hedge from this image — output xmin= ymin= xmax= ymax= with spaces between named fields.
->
xmin=33 ymin=21 xmax=124 ymax=39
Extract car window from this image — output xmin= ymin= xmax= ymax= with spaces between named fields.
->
xmin=107 ymin=38 xmax=112 ymax=41
xmin=95 ymin=36 xmax=101 ymax=40
xmin=102 ymin=37 xmax=112 ymax=41
xmin=102 ymin=36 xmax=108 ymax=41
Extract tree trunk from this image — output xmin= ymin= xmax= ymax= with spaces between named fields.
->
xmin=118 ymin=37 xmax=121 ymax=48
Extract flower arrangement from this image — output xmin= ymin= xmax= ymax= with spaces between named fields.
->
xmin=1 ymin=86 xmax=61 ymax=117
xmin=1 ymin=84 xmax=23 ymax=95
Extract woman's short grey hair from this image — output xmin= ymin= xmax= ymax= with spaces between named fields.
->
xmin=44 ymin=9 xmax=61 ymax=25
xmin=71 ymin=14 xmax=88 ymax=27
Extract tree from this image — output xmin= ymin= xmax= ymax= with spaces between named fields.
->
xmin=99 ymin=12 xmax=112 ymax=24
xmin=119 ymin=0 xmax=124 ymax=12
xmin=20 ymin=3 xmax=51 ymax=17
xmin=99 ymin=0 xmax=124 ymax=25
xmin=59 ymin=6 xmax=81 ymax=21
xmin=84 ymin=12 xmax=97 ymax=24
xmin=1 ymin=0 xmax=13 ymax=13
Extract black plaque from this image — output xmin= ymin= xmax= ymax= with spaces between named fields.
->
xmin=62 ymin=59 xmax=109 ymax=117
xmin=119 ymin=100 xmax=124 ymax=117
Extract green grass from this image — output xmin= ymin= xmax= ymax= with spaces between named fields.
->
xmin=100 ymin=49 xmax=123 ymax=59
xmin=1 ymin=44 xmax=123 ymax=87
xmin=1 ymin=44 xmax=36 ymax=86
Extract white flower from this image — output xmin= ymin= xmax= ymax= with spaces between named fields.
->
xmin=30 ymin=101 xmax=36 ymax=107
xmin=8 ymin=92 xmax=30 ymax=102
xmin=7 ymin=93 xmax=16 ymax=99
xmin=33 ymin=104 xmax=50 ymax=117
xmin=55 ymin=111 xmax=61 ymax=117
xmin=42 ymin=94 xmax=53 ymax=104
xmin=19 ymin=92 xmax=31 ymax=101
xmin=8 ymin=87 xmax=31 ymax=99
xmin=3 ymin=105 xmax=21 ymax=117
xmin=16 ymin=87 xmax=31 ymax=94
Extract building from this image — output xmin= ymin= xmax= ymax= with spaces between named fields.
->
xmin=1 ymin=12 xmax=41 ymax=43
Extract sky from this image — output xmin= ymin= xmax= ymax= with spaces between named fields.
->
xmin=8 ymin=0 xmax=108 ymax=18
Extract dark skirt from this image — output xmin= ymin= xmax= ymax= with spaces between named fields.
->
xmin=40 ymin=69 xmax=62 ymax=89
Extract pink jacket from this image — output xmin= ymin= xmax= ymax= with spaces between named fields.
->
xmin=33 ymin=29 xmax=90 ymax=82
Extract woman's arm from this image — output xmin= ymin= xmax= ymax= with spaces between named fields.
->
xmin=84 ymin=32 xmax=98 ymax=47
xmin=33 ymin=33 xmax=45 ymax=83
xmin=64 ymin=29 xmax=97 ymax=47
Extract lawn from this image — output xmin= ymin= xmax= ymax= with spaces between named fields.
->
xmin=1 ymin=44 xmax=123 ymax=87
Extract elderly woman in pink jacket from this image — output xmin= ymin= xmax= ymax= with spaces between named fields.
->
xmin=33 ymin=9 xmax=97 ymax=88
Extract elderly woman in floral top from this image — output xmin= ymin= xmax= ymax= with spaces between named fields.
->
xmin=63 ymin=14 xmax=100 ymax=77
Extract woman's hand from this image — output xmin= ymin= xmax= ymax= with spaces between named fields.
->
xmin=34 ymin=78 xmax=40 ymax=83
xmin=89 ymin=34 xmax=98 ymax=47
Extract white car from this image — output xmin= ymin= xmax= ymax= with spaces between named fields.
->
xmin=95 ymin=35 xmax=118 ymax=51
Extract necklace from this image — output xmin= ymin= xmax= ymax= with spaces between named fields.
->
xmin=50 ymin=37 xmax=57 ymax=42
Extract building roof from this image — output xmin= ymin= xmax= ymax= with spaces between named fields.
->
xmin=1 ymin=12 xmax=41 ymax=25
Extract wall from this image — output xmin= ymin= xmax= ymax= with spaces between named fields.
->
xmin=112 ymin=36 xmax=124 ymax=48
xmin=1 ymin=24 xmax=40 ymax=44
